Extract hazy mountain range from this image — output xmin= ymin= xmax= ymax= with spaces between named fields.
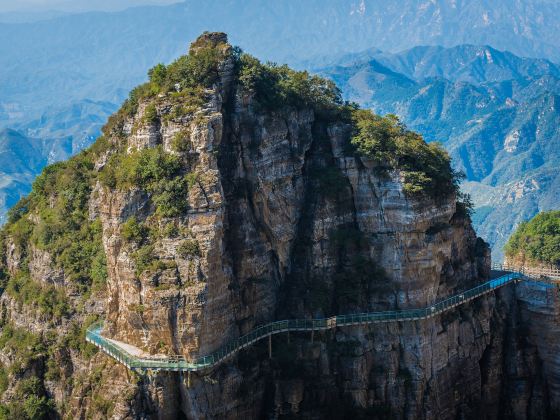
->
xmin=3 ymin=0 xmax=560 ymax=125
xmin=1 ymin=0 xmax=559 ymax=255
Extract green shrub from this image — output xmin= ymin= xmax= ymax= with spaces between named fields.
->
xmin=121 ymin=217 xmax=147 ymax=244
xmin=61 ymin=316 xmax=99 ymax=359
xmin=44 ymin=356 xmax=61 ymax=382
xmin=171 ymin=130 xmax=192 ymax=152
xmin=402 ymin=171 xmax=431 ymax=195
xmin=162 ymin=222 xmax=179 ymax=238
xmin=0 ymin=325 xmax=45 ymax=375
xmin=0 ymin=365 xmax=8 ymax=396
xmin=129 ymin=304 xmax=145 ymax=314
xmin=350 ymin=110 xmax=460 ymax=199
xmin=6 ymin=196 xmax=31 ymax=224
xmin=455 ymin=191 xmax=473 ymax=218
xmin=185 ymin=172 xmax=199 ymax=188
xmin=88 ymin=135 xmax=111 ymax=158
xmin=7 ymin=378 xmax=54 ymax=420
xmin=102 ymin=33 xmax=230 ymax=138
xmin=22 ymin=395 xmax=53 ymax=420
xmin=150 ymin=177 xmax=189 ymax=217
xmin=41 ymin=218 xmax=106 ymax=290
xmin=133 ymin=245 xmax=155 ymax=275
xmin=17 ymin=152 xmax=107 ymax=293
xmin=504 ymin=211 xmax=560 ymax=265
xmin=143 ymin=104 xmax=158 ymax=125
xmin=90 ymin=250 xmax=108 ymax=293
xmin=237 ymin=53 xmax=342 ymax=112
xmin=101 ymin=146 xmax=181 ymax=189
xmin=102 ymin=82 xmax=158 ymax=136
xmin=2 ymin=147 xmax=107 ymax=317
xmin=163 ymin=39 xmax=228 ymax=90
xmin=178 ymin=239 xmax=201 ymax=258
xmin=100 ymin=146 xmax=191 ymax=217
xmin=148 ymin=63 xmax=167 ymax=87
xmin=7 ymin=216 xmax=33 ymax=255
xmin=90 ymin=393 xmax=115 ymax=417
xmin=132 ymin=245 xmax=175 ymax=276
xmin=168 ymin=88 xmax=207 ymax=120
xmin=36 ymin=284 xmax=70 ymax=319
xmin=17 ymin=378 xmax=42 ymax=399
xmin=31 ymin=153 xmax=93 ymax=209
xmin=5 ymin=272 xmax=69 ymax=320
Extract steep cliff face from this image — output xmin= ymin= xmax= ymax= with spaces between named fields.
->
xmin=78 ymin=33 xmax=479 ymax=419
xmin=494 ymin=212 xmax=560 ymax=419
xmin=0 ymin=32 xmax=557 ymax=420
xmin=90 ymin=32 xmax=495 ymax=419
xmin=497 ymin=280 xmax=560 ymax=419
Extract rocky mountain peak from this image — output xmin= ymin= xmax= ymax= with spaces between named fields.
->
xmin=2 ymin=32 xmax=558 ymax=419
xmin=189 ymin=31 xmax=229 ymax=53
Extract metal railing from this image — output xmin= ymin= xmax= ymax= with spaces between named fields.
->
xmin=86 ymin=271 xmax=525 ymax=372
xmin=491 ymin=263 xmax=560 ymax=280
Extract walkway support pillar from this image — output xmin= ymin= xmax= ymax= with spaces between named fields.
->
xmin=311 ymin=329 xmax=314 ymax=343
xmin=268 ymin=335 xmax=272 ymax=359
xmin=187 ymin=371 xmax=191 ymax=388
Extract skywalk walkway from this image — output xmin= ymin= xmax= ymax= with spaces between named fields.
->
xmin=85 ymin=265 xmax=559 ymax=372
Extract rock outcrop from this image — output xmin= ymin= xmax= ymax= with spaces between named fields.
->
xmin=0 ymin=32 xmax=558 ymax=420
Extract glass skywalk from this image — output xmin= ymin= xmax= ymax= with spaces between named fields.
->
xmin=86 ymin=268 xmax=545 ymax=372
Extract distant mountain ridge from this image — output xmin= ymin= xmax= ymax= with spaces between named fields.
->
xmin=318 ymin=44 xmax=560 ymax=260
xmin=0 ymin=129 xmax=44 ymax=224
xmin=321 ymin=44 xmax=560 ymax=85
xmin=350 ymin=45 xmax=560 ymax=84
xmin=2 ymin=0 xmax=560 ymax=234
xmin=3 ymin=0 xmax=560 ymax=127
xmin=0 ymin=100 xmax=116 ymax=224
xmin=0 ymin=10 xmax=70 ymax=23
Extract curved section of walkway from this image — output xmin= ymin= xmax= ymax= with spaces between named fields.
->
xmin=86 ymin=271 xmax=529 ymax=372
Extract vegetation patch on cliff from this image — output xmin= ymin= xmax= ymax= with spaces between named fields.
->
xmin=102 ymin=32 xmax=231 ymax=137
xmin=100 ymin=145 xmax=191 ymax=217
xmin=0 ymin=325 xmax=55 ymax=419
xmin=237 ymin=53 xmax=343 ymax=115
xmin=504 ymin=210 xmax=560 ymax=265
xmin=5 ymin=272 xmax=69 ymax=320
xmin=350 ymin=110 xmax=461 ymax=198
xmin=0 ymin=147 xmax=105 ymax=417
xmin=0 ymin=377 xmax=54 ymax=420
xmin=4 ymin=150 xmax=107 ymax=294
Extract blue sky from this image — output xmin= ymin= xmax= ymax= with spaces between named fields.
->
xmin=0 ymin=0 xmax=179 ymax=13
